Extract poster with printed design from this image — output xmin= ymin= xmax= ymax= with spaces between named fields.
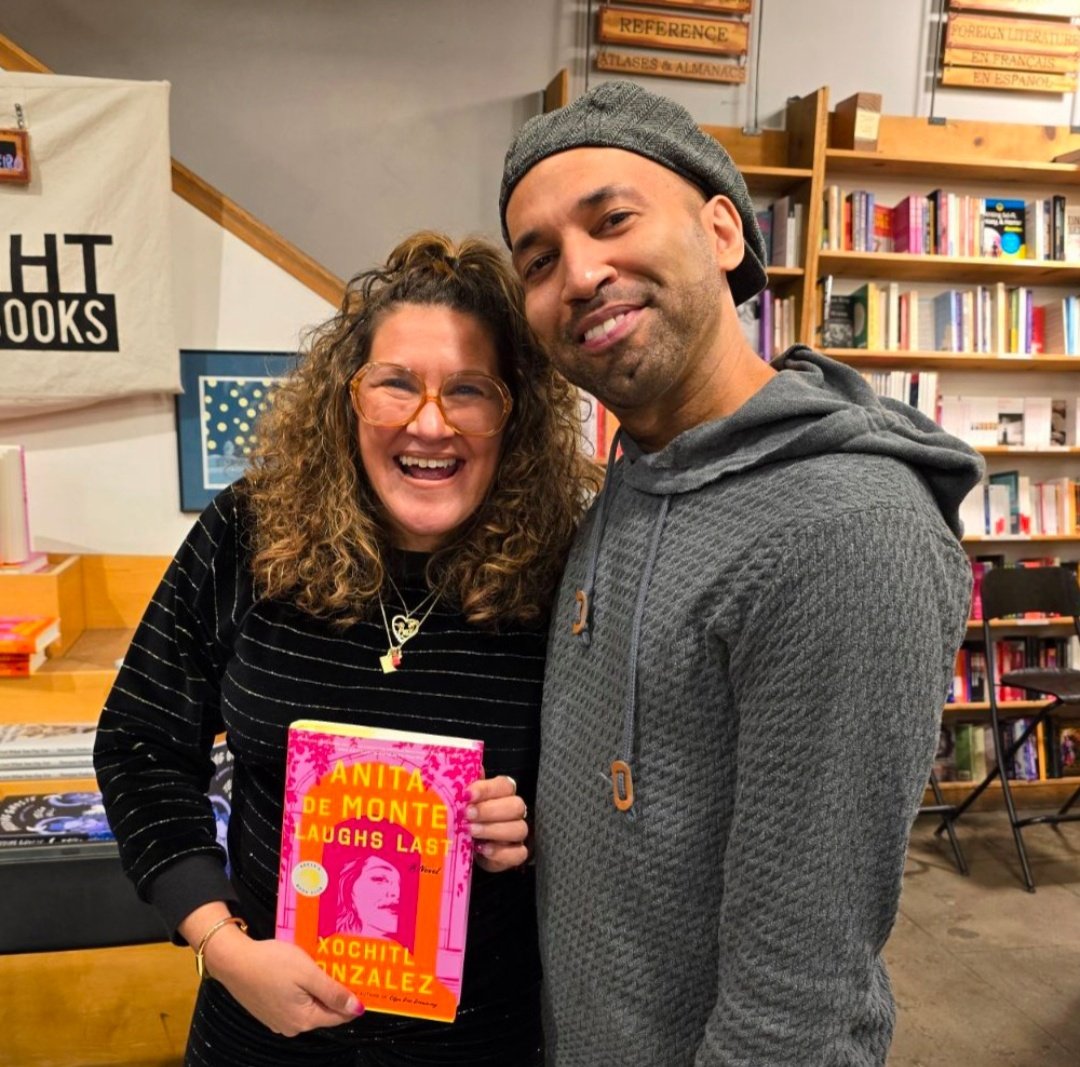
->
xmin=175 ymin=349 xmax=294 ymax=511
xmin=0 ymin=72 xmax=178 ymax=415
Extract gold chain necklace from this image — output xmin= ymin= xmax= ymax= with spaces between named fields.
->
xmin=377 ymin=572 xmax=441 ymax=674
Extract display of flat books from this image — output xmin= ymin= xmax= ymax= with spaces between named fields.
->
xmin=0 ymin=738 xmax=232 ymax=848
xmin=0 ymin=615 xmax=61 ymax=676
xmin=275 ymin=720 xmax=484 ymax=1023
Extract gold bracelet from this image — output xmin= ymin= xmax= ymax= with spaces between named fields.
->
xmin=194 ymin=915 xmax=248 ymax=980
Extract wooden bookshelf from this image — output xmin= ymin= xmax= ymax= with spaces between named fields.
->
xmin=0 ymin=554 xmax=179 ymax=1067
xmin=931 ymin=777 xmax=1079 ymax=810
xmin=826 ymin=350 xmax=1080 ymax=372
xmin=702 ymin=86 xmax=828 ymax=350
xmin=810 ymin=94 xmax=1080 ymax=807
xmin=0 ymin=942 xmax=196 ymax=1067
xmin=967 ymin=617 xmax=1076 ymax=631
xmin=978 ymin=446 xmax=1080 ymax=456
xmin=817 ymin=250 xmax=1080 ymax=286
xmin=963 ymin=535 xmax=1080 ymax=544
xmin=825 ymin=149 xmax=1080 ymax=188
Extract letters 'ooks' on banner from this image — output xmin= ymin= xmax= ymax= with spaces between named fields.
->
xmin=0 ymin=72 xmax=179 ymax=416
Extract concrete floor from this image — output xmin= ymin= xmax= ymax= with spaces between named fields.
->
xmin=887 ymin=810 xmax=1080 ymax=1066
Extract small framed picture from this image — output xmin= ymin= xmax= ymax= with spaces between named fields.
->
xmin=175 ymin=349 xmax=295 ymax=512
xmin=0 ymin=129 xmax=31 ymax=185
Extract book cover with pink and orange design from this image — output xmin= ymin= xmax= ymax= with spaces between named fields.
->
xmin=275 ymin=720 xmax=483 ymax=1022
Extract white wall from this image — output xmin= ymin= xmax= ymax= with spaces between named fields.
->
xmin=1 ymin=197 xmax=333 ymax=555
xmin=2 ymin=0 xmax=1071 ymax=280
xmin=0 ymin=0 xmax=1075 ymax=555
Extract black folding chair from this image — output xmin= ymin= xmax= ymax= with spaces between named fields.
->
xmin=920 ymin=770 xmax=968 ymax=875
xmin=938 ymin=566 xmax=1080 ymax=892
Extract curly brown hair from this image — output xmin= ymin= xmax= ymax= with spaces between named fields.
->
xmin=242 ymin=231 xmax=598 ymax=628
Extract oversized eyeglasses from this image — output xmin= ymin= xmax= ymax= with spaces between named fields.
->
xmin=349 ymin=362 xmax=512 ymax=437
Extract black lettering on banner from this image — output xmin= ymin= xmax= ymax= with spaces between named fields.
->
xmin=3 ymin=234 xmax=119 ymax=351
xmin=0 ymin=294 xmax=119 ymax=351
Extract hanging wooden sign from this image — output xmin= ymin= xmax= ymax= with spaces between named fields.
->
xmin=598 ymin=6 xmax=749 ymax=56
xmin=941 ymin=65 xmax=1078 ymax=90
xmin=615 ymin=0 xmax=752 ymax=12
xmin=946 ymin=13 xmax=1080 ymax=56
xmin=0 ymin=128 xmax=30 ymax=185
xmin=596 ymin=50 xmax=747 ymax=83
xmin=949 ymin=0 xmax=1080 ymax=16
xmin=944 ymin=45 xmax=1077 ymax=71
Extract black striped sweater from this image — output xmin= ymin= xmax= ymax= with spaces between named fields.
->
xmin=94 ymin=485 xmax=545 ymax=1031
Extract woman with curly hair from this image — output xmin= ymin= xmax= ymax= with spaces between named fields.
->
xmin=94 ymin=232 xmax=598 ymax=1066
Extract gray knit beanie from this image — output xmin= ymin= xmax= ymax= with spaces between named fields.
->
xmin=499 ymin=80 xmax=768 ymax=307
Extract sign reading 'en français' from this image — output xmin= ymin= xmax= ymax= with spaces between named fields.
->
xmin=941 ymin=65 xmax=1078 ymax=91
xmin=946 ymin=13 xmax=1080 ymax=56
xmin=596 ymin=50 xmax=747 ymax=84
xmin=597 ymin=5 xmax=749 ymax=57
xmin=950 ymin=0 xmax=1080 ymax=17
xmin=944 ymin=45 xmax=1077 ymax=72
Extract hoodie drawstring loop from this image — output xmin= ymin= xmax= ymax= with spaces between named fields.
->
xmin=573 ymin=428 xmax=623 ymax=645
xmin=611 ymin=492 xmax=670 ymax=817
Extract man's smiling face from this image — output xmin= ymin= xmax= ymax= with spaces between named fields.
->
xmin=506 ymin=147 xmax=728 ymax=420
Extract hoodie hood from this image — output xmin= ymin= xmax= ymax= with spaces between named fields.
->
xmin=618 ymin=347 xmax=983 ymax=538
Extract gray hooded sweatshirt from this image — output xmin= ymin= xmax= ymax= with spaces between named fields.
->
xmin=536 ymin=347 xmax=984 ymax=1067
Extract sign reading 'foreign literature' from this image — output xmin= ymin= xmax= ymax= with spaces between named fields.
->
xmin=946 ymin=13 xmax=1080 ymax=56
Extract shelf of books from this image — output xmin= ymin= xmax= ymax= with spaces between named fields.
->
xmin=709 ymin=87 xmax=826 ymax=363
xmin=805 ymin=92 xmax=1080 ymax=811
xmin=0 ymin=553 xmax=191 ymax=1067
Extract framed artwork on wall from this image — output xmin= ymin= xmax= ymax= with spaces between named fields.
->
xmin=0 ymin=128 xmax=31 ymax=184
xmin=175 ymin=349 xmax=295 ymax=512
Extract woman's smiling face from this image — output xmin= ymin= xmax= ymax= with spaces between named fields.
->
xmin=355 ymin=303 xmax=505 ymax=551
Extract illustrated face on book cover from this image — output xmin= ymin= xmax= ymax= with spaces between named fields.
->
xmin=322 ymin=818 xmax=421 ymax=950
xmin=344 ymin=857 xmax=401 ymax=937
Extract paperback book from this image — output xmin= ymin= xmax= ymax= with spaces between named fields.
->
xmin=0 ymin=788 xmax=113 ymax=846
xmin=982 ymin=198 xmax=1026 ymax=259
xmin=0 ymin=739 xmax=233 ymax=847
xmin=0 ymin=721 xmax=96 ymax=755
xmin=0 ymin=616 xmax=60 ymax=655
xmin=275 ymin=720 xmax=484 ymax=1023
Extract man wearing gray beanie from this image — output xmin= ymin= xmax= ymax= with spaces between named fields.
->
xmin=501 ymin=81 xmax=982 ymax=1066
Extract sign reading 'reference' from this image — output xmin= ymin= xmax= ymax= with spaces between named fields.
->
xmin=598 ymin=6 xmax=749 ymax=57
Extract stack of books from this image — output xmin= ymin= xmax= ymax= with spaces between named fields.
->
xmin=0 ymin=616 xmax=61 ymax=677
xmin=0 ymin=736 xmax=233 ymax=848
xmin=0 ymin=722 xmax=97 ymax=783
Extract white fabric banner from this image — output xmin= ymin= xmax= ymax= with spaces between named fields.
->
xmin=0 ymin=72 xmax=179 ymax=416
